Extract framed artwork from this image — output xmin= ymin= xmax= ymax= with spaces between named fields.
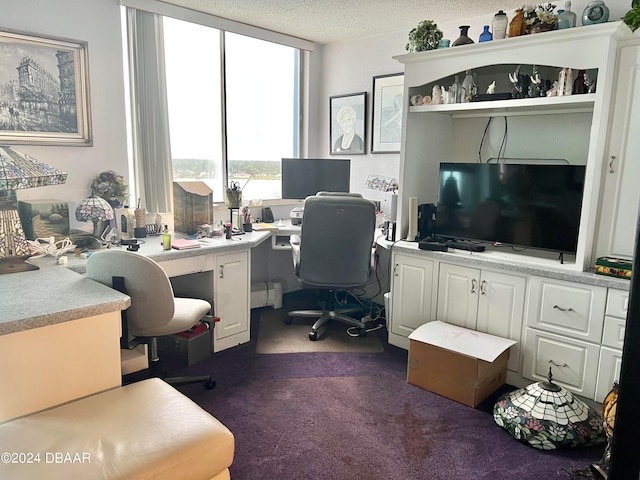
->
xmin=0 ymin=28 xmax=92 ymax=146
xmin=330 ymin=92 xmax=366 ymax=155
xmin=371 ymin=73 xmax=404 ymax=153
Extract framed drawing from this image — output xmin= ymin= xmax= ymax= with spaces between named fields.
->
xmin=330 ymin=92 xmax=366 ymax=155
xmin=371 ymin=73 xmax=404 ymax=153
xmin=0 ymin=28 xmax=92 ymax=146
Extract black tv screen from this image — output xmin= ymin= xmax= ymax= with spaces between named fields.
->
xmin=281 ymin=158 xmax=350 ymax=199
xmin=436 ymin=162 xmax=586 ymax=253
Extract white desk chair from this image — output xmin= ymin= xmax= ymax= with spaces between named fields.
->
xmin=87 ymin=249 xmax=215 ymax=389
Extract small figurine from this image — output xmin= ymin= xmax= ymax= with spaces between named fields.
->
xmin=431 ymin=85 xmax=442 ymax=105
xmin=584 ymin=72 xmax=596 ymax=93
xmin=486 ymin=81 xmax=496 ymax=94
xmin=410 ymin=95 xmax=423 ymax=106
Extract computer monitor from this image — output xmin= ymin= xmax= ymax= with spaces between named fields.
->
xmin=281 ymin=158 xmax=351 ymax=200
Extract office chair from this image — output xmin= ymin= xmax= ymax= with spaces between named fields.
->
xmin=87 ymin=249 xmax=216 ymax=389
xmin=286 ymin=192 xmax=377 ymax=341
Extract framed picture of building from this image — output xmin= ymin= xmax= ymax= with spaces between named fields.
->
xmin=0 ymin=28 xmax=92 ymax=146
xmin=330 ymin=92 xmax=366 ymax=155
xmin=371 ymin=73 xmax=404 ymax=153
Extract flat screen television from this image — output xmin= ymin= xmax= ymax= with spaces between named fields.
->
xmin=281 ymin=158 xmax=351 ymax=200
xmin=436 ymin=162 xmax=586 ymax=254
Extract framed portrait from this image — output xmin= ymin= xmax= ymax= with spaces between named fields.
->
xmin=371 ymin=73 xmax=404 ymax=153
xmin=0 ymin=28 xmax=92 ymax=146
xmin=330 ymin=92 xmax=366 ymax=155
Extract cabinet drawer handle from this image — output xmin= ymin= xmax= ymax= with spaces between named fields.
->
xmin=548 ymin=359 xmax=568 ymax=368
xmin=480 ymin=280 xmax=487 ymax=295
xmin=553 ymin=304 xmax=574 ymax=312
xmin=219 ymin=265 xmax=224 ymax=278
xmin=471 ymin=279 xmax=477 ymax=294
xmin=393 ymin=263 xmax=398 ymax=277
xmin=609 ymin=155 xmax=616 ymax=173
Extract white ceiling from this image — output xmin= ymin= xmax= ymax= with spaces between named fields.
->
xmin=157 ymin=0 xmax=527 ymax=44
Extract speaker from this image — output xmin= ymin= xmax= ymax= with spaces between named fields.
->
xmin=418 ymin=203 xmax=437 ymax=241
xmin=262 ymin=207 xmax=274 ymax=223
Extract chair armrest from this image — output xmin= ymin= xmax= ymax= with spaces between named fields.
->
xmin=290 ymin=235 xmax=301 ymax=275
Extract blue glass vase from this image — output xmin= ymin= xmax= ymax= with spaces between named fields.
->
xmin=479 ymin=25 xmax=493 ymax=42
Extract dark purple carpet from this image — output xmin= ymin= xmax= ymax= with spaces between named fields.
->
xmin=166 ymin=305 xmax=604 ymax=480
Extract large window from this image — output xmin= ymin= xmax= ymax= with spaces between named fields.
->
xmin=163 ymin=17 xmax=299 ymax=202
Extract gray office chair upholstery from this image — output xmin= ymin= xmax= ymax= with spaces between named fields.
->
xmin=87 ymin=249 xmax=215 ymax=389
xmin=286 ymin=192 xmax=377 ymax=340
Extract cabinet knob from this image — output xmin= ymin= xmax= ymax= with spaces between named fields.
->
xmin=553 ymin=304 xmax=574 ymax=312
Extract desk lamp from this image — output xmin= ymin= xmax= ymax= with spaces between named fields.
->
xmin=75 ymin=194 xmax=115 ymax=238
xmin=0 ymin=146 xmax=68 ymax=274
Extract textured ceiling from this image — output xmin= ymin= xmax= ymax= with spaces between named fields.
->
xmin=158 ymin=0 xmax=527 ymax=43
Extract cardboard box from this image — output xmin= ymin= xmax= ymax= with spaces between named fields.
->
xmin=18 ymin=199 xmax=70 ymax=241
xmin=407 ymin=321 xmax=516 ymax=407
xmin=157 ymin=323 xmax=212 ymax=366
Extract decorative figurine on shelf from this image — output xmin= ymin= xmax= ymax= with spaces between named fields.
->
xmin=509 ymin=65 xmax=530 ymax=99
xmin=431 ymin=85 xmax=442 ymax=105
xmin=584 ymin=72 xmax=597 ymax=93
xmin=558 ymin=67 xmax=574 ymax=96
xmin=529 ymin=65 xmax=542 ymax=97
xmin=486 ymin=81 xmax=496 ymax=94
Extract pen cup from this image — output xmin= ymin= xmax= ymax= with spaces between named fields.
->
xmin=243 ymin=223 xmax=253 ymax=232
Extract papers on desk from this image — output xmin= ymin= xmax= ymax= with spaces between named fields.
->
xmin=252 ymin=223 xmax=280 ymax=231
xmin=171 ymin=239 xmax=201 ymax=250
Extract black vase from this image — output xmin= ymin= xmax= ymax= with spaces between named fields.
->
xmin=452 ymin=25 xmax=474 ymax=46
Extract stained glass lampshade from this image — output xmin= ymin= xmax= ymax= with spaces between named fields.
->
xmin=0 ymin=146 xmax=68 ymax=274
xmin=493 ymin=367 xmax=606 ymax=450
xmin=75 ymin=195 xmax=115 ymax=237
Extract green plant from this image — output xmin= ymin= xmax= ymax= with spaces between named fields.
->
xmin=90 ymin=170 xmax=128 ymax=206
xmin=624 ymin=5 xmax=640 ymax=32
xmin=406 ymin=20 xmax=443 ymax=52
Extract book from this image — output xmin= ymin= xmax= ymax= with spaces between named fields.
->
xmin=252 ymin=223 xmax=280 ymax=232
xmin=171 ymin=238 xmax=201 ymax=250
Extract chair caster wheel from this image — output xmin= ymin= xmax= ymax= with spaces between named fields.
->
xmin=284 ymin=316 xmax=293 ymax=325
xmin=308 ymin=330 xmax=318 ymax=341
xmin=205 ymin=380 xmax=217 ymax=390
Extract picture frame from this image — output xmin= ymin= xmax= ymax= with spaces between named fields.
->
xmin=0 ymin=28 xmax=92 ymax=146
xmin=330 ymin=92 xmax=366 ymax=155
xmin=371 ymin=73 xmax=404 ymax=154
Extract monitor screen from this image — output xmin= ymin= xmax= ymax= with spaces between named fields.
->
xmin=436 ymin=162 xmax=586 ymax=253
xmin=281 ymin=158 xmax=351 ymax=200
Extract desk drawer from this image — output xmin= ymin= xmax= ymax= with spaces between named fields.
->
xmin=159 ymin=255 xmax=212 ymax=277
xmin=527 ymin=277 xmax=606 ymax=343
xmin=605 ymin=289 xmax=629 ymax=319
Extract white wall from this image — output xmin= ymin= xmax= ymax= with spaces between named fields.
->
xmin=3 ymin=0 xmax=129 ymax=233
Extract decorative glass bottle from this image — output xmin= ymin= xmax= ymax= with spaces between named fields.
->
xmin=508 ymin=9 xmax=527 ymax=37
xmin=479 ymin=25 xmax=493 ymax=42
xmin=452 ymin=26 xmax=474 ymax=46
xmin=451 ymin=76 xmax=462 ymax=103
xmin=557 ymin=1 xmax=577 ymax=28
xmin=492 ymin=10 xmax=508 ymax=39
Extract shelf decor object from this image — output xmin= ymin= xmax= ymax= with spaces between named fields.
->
xmin=583 ymin=0 xmax=610 ymax=24
xmin=405 ymin=19 xmax=443 ymax=52
xmin=0 ymin=145 xmax=67 ymax=274
xmin=452 ymin=26 xmax=474 ymax=46
xmin=492 ymin=10 xmax=508 ymax=39
xmin=493 ymin=368 xmax=606 ymax=450
xmin=509 ymin=8 xmax=528 ymax=37
xmin=523 ymin=3 xmax=558 ymax=33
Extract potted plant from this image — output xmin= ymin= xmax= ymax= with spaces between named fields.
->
xmin=624 ymin=3 xmax=640 ymax=32
xmin=523 ymin=3 xmax=558 ymax=33
xmin=406 ymin=20 xmax=443 ymax=52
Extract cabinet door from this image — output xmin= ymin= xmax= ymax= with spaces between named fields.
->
xmin=213 ymin=250 xmax=250 ymax=352
xmin=598 ymin=44 xmax=640 ymax=259
xmin=437 ymin=263 xmax=479 ymax=330
xmin=477 ymin=270 xmax=526 ymax=372
xmin=595 ymin=346 xmax=623 ymax=403
xmin=389 ymin=253 xmax=436 ymax=349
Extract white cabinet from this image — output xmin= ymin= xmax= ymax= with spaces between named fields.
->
xmin=213 ymin=250 xmax=250 ymax=353
xmin=596 ymin=43 xmax=640 ymax=260
xmin=595 ymin=288 xmax=629 ymax=402
xmin=437 ymin=263 xmax=526 ymax=371
xmin=523 ymin=276 xmax=606 ymax=398
xmin=393 ymin=22 xmax=633 ymax=271
xmin=389 ymin=252 xmax=437 ymax=349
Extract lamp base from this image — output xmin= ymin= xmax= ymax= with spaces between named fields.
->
xmin=0 ymin=255 xmax=39 ymax=275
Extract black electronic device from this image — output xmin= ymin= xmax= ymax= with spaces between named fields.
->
xmin=446 ymin=241 xmax=485 ymax=252
xmin=281 ymin=158 xmax=351 ymax=199
xmin=262 ymin=207 xmax=274 ymax=223
xmin=436 ymin=162 xmax=586 ymax=254
xmin=418 ymin=240 xmax=448 ymax=251
xmin=417 ymin=203 xmax=437 ymax=241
